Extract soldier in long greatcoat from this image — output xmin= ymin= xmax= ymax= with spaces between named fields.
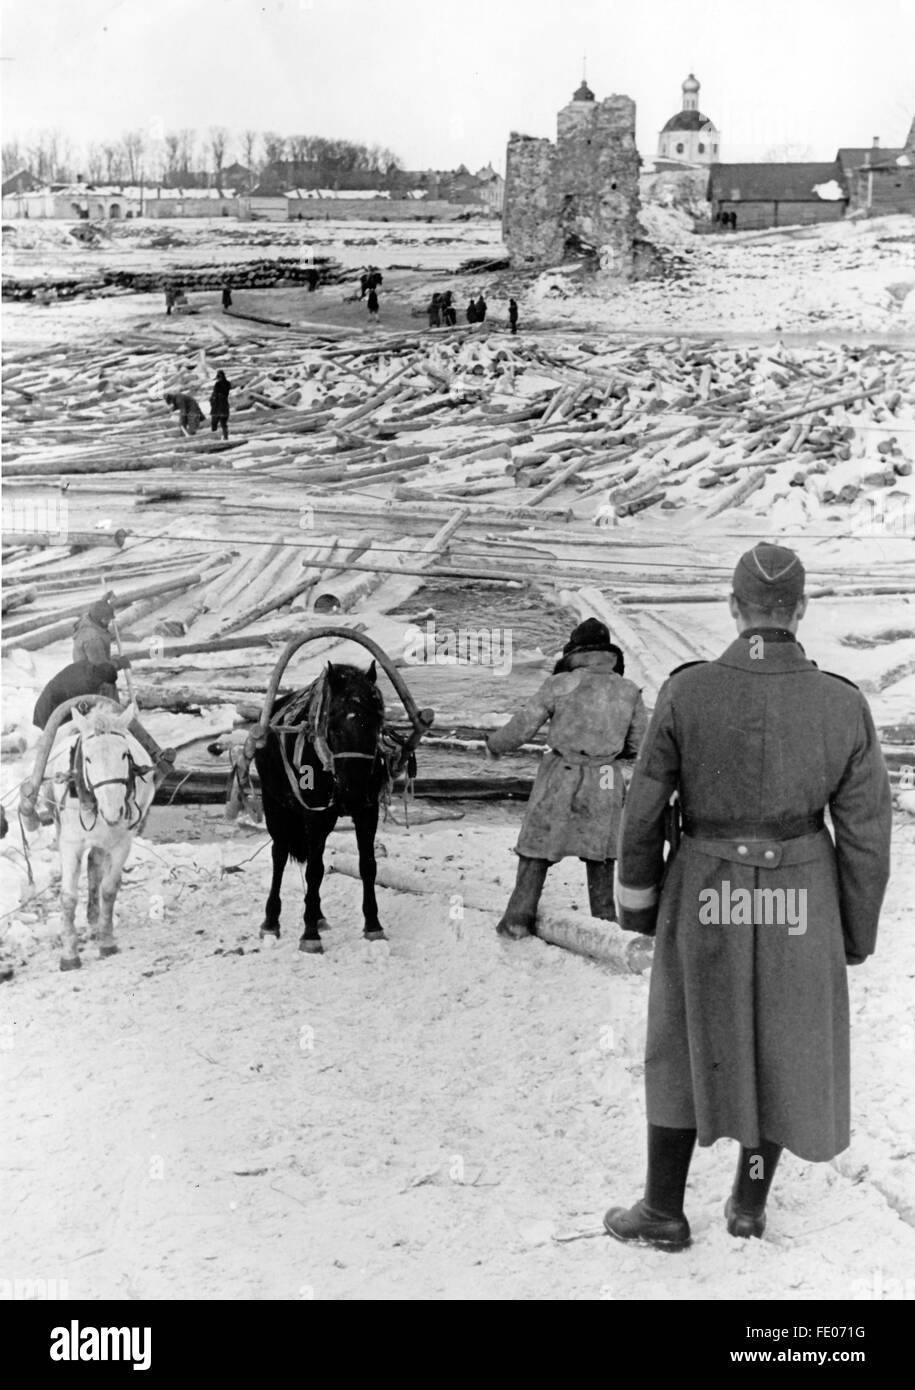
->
xmin=604 ymin=543 xmax=892 ymax=1250
xmin=487 ymin=619 xmax=647 ymax=936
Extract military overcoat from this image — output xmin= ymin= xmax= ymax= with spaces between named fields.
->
xmin=617 ymin=632 xmax=892 ymax=1161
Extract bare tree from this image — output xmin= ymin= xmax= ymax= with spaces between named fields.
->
xmin=178 ymin=129 xmax=195 ymax=177
xmin=2 ymin=139 xmax=25 ymax=179
xmin=209 ymin=126 xmax=229 ymax=188
xmin=262 ymin=132 xmax=286 ymax=165
xmin=86 ymin=143 xmax=105 ymax=182
xmin=162 ymin=132 xmax=180 ymax=186
xmin=241 ymin=129 xmax=258 ymax=179
xmin=120 ymin=130 xmax=145 ymax=183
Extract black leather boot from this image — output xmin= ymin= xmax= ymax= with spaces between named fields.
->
xmin=726 ymin=1138 xmax=782 ymax=1238
xmin=496 ymin=856 xmax=549 ymax=939
xmin=604 ymin=1124 xmax=696 ymax=1251
xmin=586 ymin=858 xmax=617 ymax=922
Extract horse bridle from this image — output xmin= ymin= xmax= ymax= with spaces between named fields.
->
xmin=73 ymin=731 xmax=153 ymax=830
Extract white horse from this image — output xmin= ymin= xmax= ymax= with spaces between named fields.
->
xmin=54 ymin=702 xmax=156 ymax=972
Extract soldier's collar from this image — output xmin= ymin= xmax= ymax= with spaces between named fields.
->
xmin=739 ymin=627 xmax=798 ymax=644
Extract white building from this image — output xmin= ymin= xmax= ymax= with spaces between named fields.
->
xmin=656 ymin=74 xmax=721 ymax=169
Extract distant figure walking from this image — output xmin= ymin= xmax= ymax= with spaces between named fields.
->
xmin=475 ymin=294 xmax=488 ymax=324
xmin=730 ymin=209 xmax=738 ymax=232
xmin=361 ymin=267 xmax=383 ymax=299
xmin=221 ymin=282 xmax=233 ymax=312
xmin=165 ymin=285 xmax=176 ymax=316
xmin=428 ymin=293 xmax=442 ymax=328
xmin=466 ymin=298 xmax=478 ymax=325
xmin=508 ymin=297 xmax=519 ymax=334
xmin=442 ymin=291 xmax=456 ymax=327
xmin=164 ymin=390 xmax=205 ymax=437
xmin=367 ymin=287 xmax=380 ymax=320
xmin=210 ymin=370 xmax=233 ymax=440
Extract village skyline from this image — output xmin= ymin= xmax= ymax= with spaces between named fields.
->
xmin=2 ymin=0 xmax=913 ymax=175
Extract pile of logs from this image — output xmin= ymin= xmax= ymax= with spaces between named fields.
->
xmin=2 ymin=255 xmax=348 ymax=302
xmin=3 ymin=313 xmax=913 ymax=809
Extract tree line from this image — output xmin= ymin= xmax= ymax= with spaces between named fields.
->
xmin=1 ymin=129 xmax=403 ymax=188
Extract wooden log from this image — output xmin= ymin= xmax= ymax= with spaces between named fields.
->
xmin=324 ymin=851 xmax=646 ymax=973
xmin=528 ymin=454 xmax=591 ymax=505
xmin=1 ymin=570 xmax=209 ymax=642
xmin=1 ymin=527 xmax=127 ymax=549
xmin=1 ymin=585 xmax=36 ymax=614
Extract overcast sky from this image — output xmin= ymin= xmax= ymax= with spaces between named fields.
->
xmin=2 ymin=0 xmax=913 ymax=172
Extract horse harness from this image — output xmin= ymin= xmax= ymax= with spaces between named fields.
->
xmin=68 ymin=731 xmax=154 ymax=830
xmin=269 ymin=673 xmax=416 ymax=814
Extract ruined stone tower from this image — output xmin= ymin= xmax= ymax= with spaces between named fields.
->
xmin=503 ymin=80 xmax=642 ymax=274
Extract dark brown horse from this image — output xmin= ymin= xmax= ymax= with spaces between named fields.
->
xmin=254 ymin=661 xmax=392 ymax=953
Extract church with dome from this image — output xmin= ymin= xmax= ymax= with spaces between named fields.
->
xmin=656 ymin=74 xmax=720 ymax=168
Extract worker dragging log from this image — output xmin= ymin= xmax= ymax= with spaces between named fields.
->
xmin=209 ymin=370 xmax=232 ymax=440
xmin=605 ymin=543 xmax=892 ymax=1251
xmin=164 ymin=390 xmax=205 ymax=437
xmin=486 ymin=619 xmax=646 ymax=938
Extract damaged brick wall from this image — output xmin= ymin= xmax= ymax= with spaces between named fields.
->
xmin=503 ymin=134 xmax=562 ymax=265
xmin=503 ymin=93 xmax=642 ymax=275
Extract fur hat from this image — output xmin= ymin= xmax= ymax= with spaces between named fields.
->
xmin=562 ymin=617 xmax=612 ymax=657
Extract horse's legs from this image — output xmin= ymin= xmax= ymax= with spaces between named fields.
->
xmin=300 ymin=814 xmax=335 ymax=954
xmin=97 ymin=838 xmax=131 ymax=958
xmin=59 ymin=834 xmax=85 ymax=971
xmin=355 ymin=804 xmax=385 ymax=941
xmin=260 ymin=838 xmax=288 ymax=939
xmin=86 ymin=846 xmax=103 ymax=931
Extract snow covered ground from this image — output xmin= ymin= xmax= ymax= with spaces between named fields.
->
xmin=2 ymin=819 xmax=913 ymax=1300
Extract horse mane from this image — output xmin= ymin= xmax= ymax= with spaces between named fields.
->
xmin=272 ymin=664 xmax=384 ymax=725
xmin=76 ymin=706 xmax=124 ymax=736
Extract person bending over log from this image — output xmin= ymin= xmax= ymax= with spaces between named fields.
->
xmin=33 ymin=661 xmax=124 ymax=730
xmin=486 ymin=619 xmax=645 ymax=938
xmin=32 ymin=658 xmax=173 ymax=775
xmin=164 ymin=390 xmax=205 ymax=437
xmin=209 ymin=370 xmax=232 ymax=440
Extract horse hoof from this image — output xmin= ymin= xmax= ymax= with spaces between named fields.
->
xmin=299 ymin=938 xmax=324 ymax=955
xmin=497 ymin=921 xmax=532 ymax=941
xmin=364 ymin=929 xmax=387 ymax=942
xmin=99 ymin=943 xmax=119 ymax=958
xmin=59 ymin=957 xmax=82 ymax=972
xmin=259 ymin=925 xmax=281 ymax=940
